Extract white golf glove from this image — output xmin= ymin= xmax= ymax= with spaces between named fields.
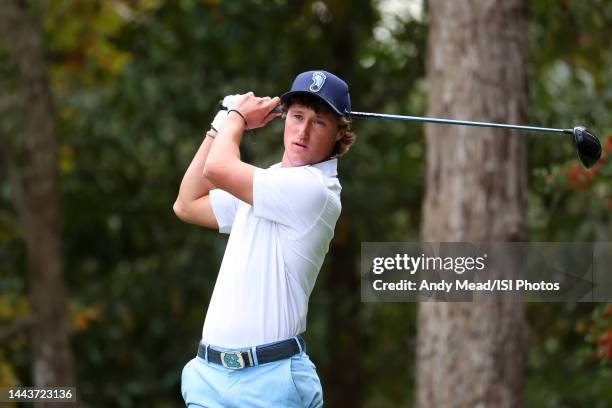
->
xmin=211 ymin=94 xmax=241 ymax=132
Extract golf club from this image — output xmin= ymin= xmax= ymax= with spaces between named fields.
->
xmin=218 ymin=101 xmax=602 ymax=169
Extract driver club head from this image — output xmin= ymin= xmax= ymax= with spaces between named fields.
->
xmin=572 ymin=126 xmax=601 ymax=168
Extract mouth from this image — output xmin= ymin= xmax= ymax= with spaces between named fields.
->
xmin=293 ymin=142 xmax=307 ymax=150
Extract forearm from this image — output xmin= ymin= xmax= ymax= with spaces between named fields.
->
xmin=206 ymin=113 xmax=245 ymax=169
xmin=176 ymin=130 xmax=217 ymax=202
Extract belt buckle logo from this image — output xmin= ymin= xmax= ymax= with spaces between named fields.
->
xmin=220 ymin=351 xmax=245 ymax=370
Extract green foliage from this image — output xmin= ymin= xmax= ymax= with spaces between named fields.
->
xmin=525 ymin=0 xmax=612 ymax=405
xmin=526 ymin=303 xmax=612 ymax=407
xmin=529 ymin=0 xmax=612 ymax=241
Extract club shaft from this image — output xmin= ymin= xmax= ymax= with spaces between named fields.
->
xmin=350 ymin=111 xmax=572 ymax=135
xmin=218 ymin=101 xmax=573 ymax=135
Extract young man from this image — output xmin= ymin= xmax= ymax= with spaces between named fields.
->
xmin=174 ymin=70 xmax=356 ymax=407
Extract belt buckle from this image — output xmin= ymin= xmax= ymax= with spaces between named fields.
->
xmin=220 ymin=351 xmax=245 ymax=370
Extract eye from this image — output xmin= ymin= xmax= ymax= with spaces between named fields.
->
xmin=293 ymin=114 xmax=303 ymax=121
xmin=315 ymin=119 xmax=327 ymax=127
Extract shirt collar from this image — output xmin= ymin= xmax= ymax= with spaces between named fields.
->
xmin=270 ymin=158 xmax=338 ymax=177
xmin=312 ymin=158 xmax=338 ymax=177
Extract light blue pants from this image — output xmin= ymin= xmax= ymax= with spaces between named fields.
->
xmin=181 ymin=339 xmax=323 ymax=407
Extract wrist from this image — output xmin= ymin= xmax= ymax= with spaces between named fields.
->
xmin=227 ymin=109 xmax=248 ymax=129
xmin=216 ymin=115 xmax=247 ymax=145
xmin=223 ymin=114 xmax=247 ymax=135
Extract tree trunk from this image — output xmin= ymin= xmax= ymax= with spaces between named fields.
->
xmin=0 ymin=1 xmax=76 ymax=403
xmin=416 ymin=1 xmax=529 ymax=407
xmin=324 ymin=214 xmax=361 ymax=407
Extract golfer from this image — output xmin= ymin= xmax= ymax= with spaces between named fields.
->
xmin=174 ymin=70 xmax=356 ymax=407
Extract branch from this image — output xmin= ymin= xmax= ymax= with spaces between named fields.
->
xmin=0 ymin=315 xmax=35 ymax=344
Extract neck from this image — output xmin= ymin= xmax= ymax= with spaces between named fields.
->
xmin=280 ymin=153 xmax=333 ymax=168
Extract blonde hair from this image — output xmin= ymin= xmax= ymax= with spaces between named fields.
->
xmin=281 ymin=94 xmax=357 ymax=158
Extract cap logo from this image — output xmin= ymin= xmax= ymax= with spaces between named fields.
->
xmin=309 ymin=71 xmax=326 ymax=93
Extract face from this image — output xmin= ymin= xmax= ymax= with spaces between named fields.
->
xmin=281 ymin=103 xmax=344 ymax=167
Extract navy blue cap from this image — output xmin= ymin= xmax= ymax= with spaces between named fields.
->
xmin=280 ymin=70 xmax=351 ymax=117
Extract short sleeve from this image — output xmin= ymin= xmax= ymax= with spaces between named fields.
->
xmin=209 ymin=188 xmax=240 ymax=234
xmin=252 ymin=167 xmax=328 ymax=232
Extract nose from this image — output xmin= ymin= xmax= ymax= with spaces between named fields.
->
xmin=297 ymin=120 xmax=312 ymax=140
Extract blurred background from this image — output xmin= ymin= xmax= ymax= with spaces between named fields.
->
xmin=1 ymin=0 xmax=612 ymax=406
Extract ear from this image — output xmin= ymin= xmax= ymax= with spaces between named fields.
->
xmin=335 ymin=128 xmax=345 ymax=142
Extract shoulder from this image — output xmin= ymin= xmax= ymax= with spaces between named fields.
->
xmin=256 ymin=164 xmax=338 ymax=210
xmin=251 ymin=162 xmax=341 ymax=230
xmin=256 ymin=165 xmax=328 ymax=197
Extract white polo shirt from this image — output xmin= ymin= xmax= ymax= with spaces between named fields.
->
xmin=201 ymin=158 xmax=341 ymax=348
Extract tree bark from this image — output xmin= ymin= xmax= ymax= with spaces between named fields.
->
xmin=324 ymin=214 xmax=362 ymax=407
xmin=416 ymin=1 xmax=529 ymax=407
xmin=0 ymin=0 xmax=76 ymax=402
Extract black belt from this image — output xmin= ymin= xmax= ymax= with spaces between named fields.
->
xmin=197 ymin=336 xmax=306 ymax=370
